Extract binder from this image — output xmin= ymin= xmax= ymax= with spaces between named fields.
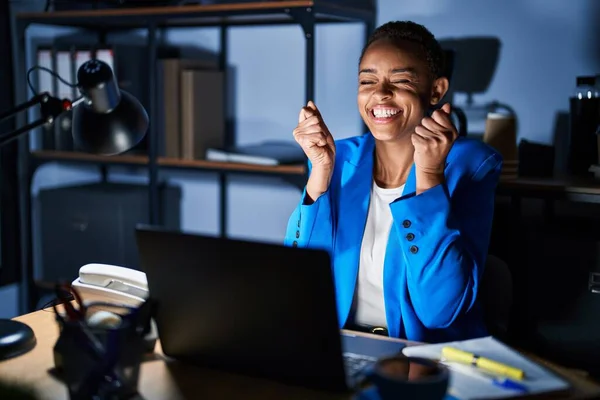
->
xmin=35 ymin=47 xmax=55 ymax=150
xmin=53 ymin=48 xmax=75 ymax=151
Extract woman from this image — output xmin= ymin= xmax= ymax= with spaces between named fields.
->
xmin=284 ymin=21 xmax=502 ymax=343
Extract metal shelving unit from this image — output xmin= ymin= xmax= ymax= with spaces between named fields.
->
xmin=11 ymin=1 xmax=376 ymax=312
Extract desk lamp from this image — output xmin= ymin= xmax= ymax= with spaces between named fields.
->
xmin=0 ymin=59 xmax=149 ymax=361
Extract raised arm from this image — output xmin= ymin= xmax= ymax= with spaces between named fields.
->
xmin=390 ymin=153 xmax=502 ymax=328
xmin=388 ymin=103 xmax=502 ymax=328
xmin=284 ymin=101 xmax=336 ymax=251
xmin=284 ymin=169 xmax=334 ymax=251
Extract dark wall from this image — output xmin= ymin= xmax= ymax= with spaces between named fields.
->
xmin=0 ymin=2 xmax=21 ymax=286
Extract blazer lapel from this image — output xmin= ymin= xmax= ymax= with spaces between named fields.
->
xmin=382 ymin=162 xmax=415 ymax=337
xmin=332 ymin=135 xmax=374 ymax=326
xmin=403 ymin=163 xmax=417 ymax=197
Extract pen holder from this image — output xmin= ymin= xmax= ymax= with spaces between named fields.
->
xmin=355 ymin=354 xmax=449 ymax=400
xmin=53 ymin=299 xmax=154 ymax=400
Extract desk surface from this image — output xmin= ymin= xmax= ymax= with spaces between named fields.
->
xmin=1 ymin=309 xmax=600 ymax=400
xmin=499 ymin=177 xmax=600 ymax=195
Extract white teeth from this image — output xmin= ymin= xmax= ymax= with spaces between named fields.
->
xmin=373 ymin=109 xmax=400 ymax=118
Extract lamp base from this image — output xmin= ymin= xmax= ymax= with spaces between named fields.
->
xmin=0 ymin=319 xmax=36 ymax=361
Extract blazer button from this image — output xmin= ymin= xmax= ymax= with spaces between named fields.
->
xmin=402 ymin=220 xmax=411 ymax=228
xmin=406 ymin=233 xmax=415 ymax=241
xmin=296 ymin=231 xmax=300 ymax=238
xmin=409 ymin=245 xmax=418 ymax=254
xmin=293 ymin=241 xmax=298 ymax=247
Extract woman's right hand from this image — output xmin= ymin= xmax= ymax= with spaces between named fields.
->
xmin=293 ymin=101 xmax=336 ymax=200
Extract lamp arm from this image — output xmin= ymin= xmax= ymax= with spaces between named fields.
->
xmin=0 ymin=93 xmax=47 ymax=123
xmin=0 ymin=92 xmax=82 ymax=147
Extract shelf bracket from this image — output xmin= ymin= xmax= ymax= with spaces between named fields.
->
xmin=287 ymin=7 xmax=315 ymax=38
xmin=287 ymin=7 xmax=316 ymax=104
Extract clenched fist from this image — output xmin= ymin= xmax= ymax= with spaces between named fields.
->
xmin=293 ymin=101 xmax=336 ymax=170
xmin=293 ymin=101 xmax=336 ymax=201
xmin=412 ymin=102 xmax=458 ymax=176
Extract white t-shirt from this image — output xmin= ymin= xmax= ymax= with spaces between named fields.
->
xmin=354 ymin=181 xmax=405 ymax=328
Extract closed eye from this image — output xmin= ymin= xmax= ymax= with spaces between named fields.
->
xmin=360 ymin=79 xmax=412 ymax=85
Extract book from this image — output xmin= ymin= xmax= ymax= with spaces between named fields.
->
xmin=158 ymin=58 xmax=218 ymax=158
xmin=205 ymin=140 xmax=305 ymax=166
xmin=180 ymin=69 xmax=225 ymax=160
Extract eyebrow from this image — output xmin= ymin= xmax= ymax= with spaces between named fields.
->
xmin=359 ymin=67 xmax=418 ymax=75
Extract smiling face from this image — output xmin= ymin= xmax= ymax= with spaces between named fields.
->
xmin=357 ymin=38 xmax=448 ymax=142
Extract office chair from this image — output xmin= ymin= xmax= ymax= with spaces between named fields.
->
xmin=440 ymin=38 xmax=503 ymax=139
xmin=480 ymin=254 xmax=513 ymax=339
xmin=441 ymin=49 xmax=467 ymax=137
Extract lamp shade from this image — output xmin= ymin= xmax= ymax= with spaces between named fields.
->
xmin=72 ymin=59 xmax=148 ymax=155
xmin=0 ymin=319 xmax=36 ymax=361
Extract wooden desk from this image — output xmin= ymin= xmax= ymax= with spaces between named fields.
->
xmin=498 ymin=177 xmax=600 ymax=204
xmin=496 ymin=177 xmax=600 ymax=226
xmin=1 ymin=309 xmax=600 ymax=399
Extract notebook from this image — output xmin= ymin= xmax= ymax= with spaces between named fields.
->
xmin=402 ymin=336 xmax=570 ymax=400
xmin=205 ymin=140 xmax=305 ymax=166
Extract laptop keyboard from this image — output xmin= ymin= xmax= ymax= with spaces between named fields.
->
xmin=343 ymin=352 xmax=378 ymax=379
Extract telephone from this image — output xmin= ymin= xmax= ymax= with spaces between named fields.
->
xmin=71 ymin=263 xmax=149 ymax=307
xmin=71 ymin=263 xmax=157 ymax=352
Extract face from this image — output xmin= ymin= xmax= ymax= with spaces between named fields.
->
xmin=357 ymin=39 xmax=448 ymax=142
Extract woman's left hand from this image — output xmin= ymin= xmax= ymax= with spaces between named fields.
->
xmin=411 ymin=102 xmax=458 ymax=176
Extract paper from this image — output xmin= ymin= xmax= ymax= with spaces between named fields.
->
xmin=402 ymin=336 xmax=570 ymax=400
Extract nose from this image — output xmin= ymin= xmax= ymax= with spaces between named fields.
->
xmin=374 ymin=81 xmax=393 ymax=100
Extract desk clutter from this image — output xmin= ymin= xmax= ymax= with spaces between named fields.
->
xmin=402 ymin=336 xmax=570 ymax=400
xmin=1 ymin=274 xmax=597 ymax=400
xmin=3 ymin=223 xmax=596 ymax=400
xmin=50 ymin=263 xmax=573 ymax=400
xmin=51 ymin=282 xmax=154 ymax=400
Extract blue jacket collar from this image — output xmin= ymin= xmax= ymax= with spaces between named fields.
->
xmin=346 ymin=133 xmax=417 ymax=197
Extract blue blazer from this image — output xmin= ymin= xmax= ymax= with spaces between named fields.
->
xmin=284 ymin=133 xmax=502 ymax=343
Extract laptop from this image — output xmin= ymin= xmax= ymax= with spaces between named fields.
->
xmin=135 ymin=225 xmax=405 ymax=393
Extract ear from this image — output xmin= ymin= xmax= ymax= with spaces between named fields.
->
xmin=429 ymin=76 xmax=449 ymax=106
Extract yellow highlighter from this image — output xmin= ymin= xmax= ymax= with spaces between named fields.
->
xmin=441 ymin=347 xmax=525 ymax=380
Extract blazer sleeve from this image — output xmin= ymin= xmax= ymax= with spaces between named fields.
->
xmin=284 ymin=161 xmax=334 ymax=252
xmin=389 ymin=153 xmax=502 ymax=329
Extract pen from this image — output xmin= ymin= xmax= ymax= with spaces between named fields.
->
xmin=444 ymin=361 xmax=528 ymax=394
xmin=492 ymin=377 xmax=528 ymax=392
xmin=441 ymin=346 xmax=525 ymax=380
